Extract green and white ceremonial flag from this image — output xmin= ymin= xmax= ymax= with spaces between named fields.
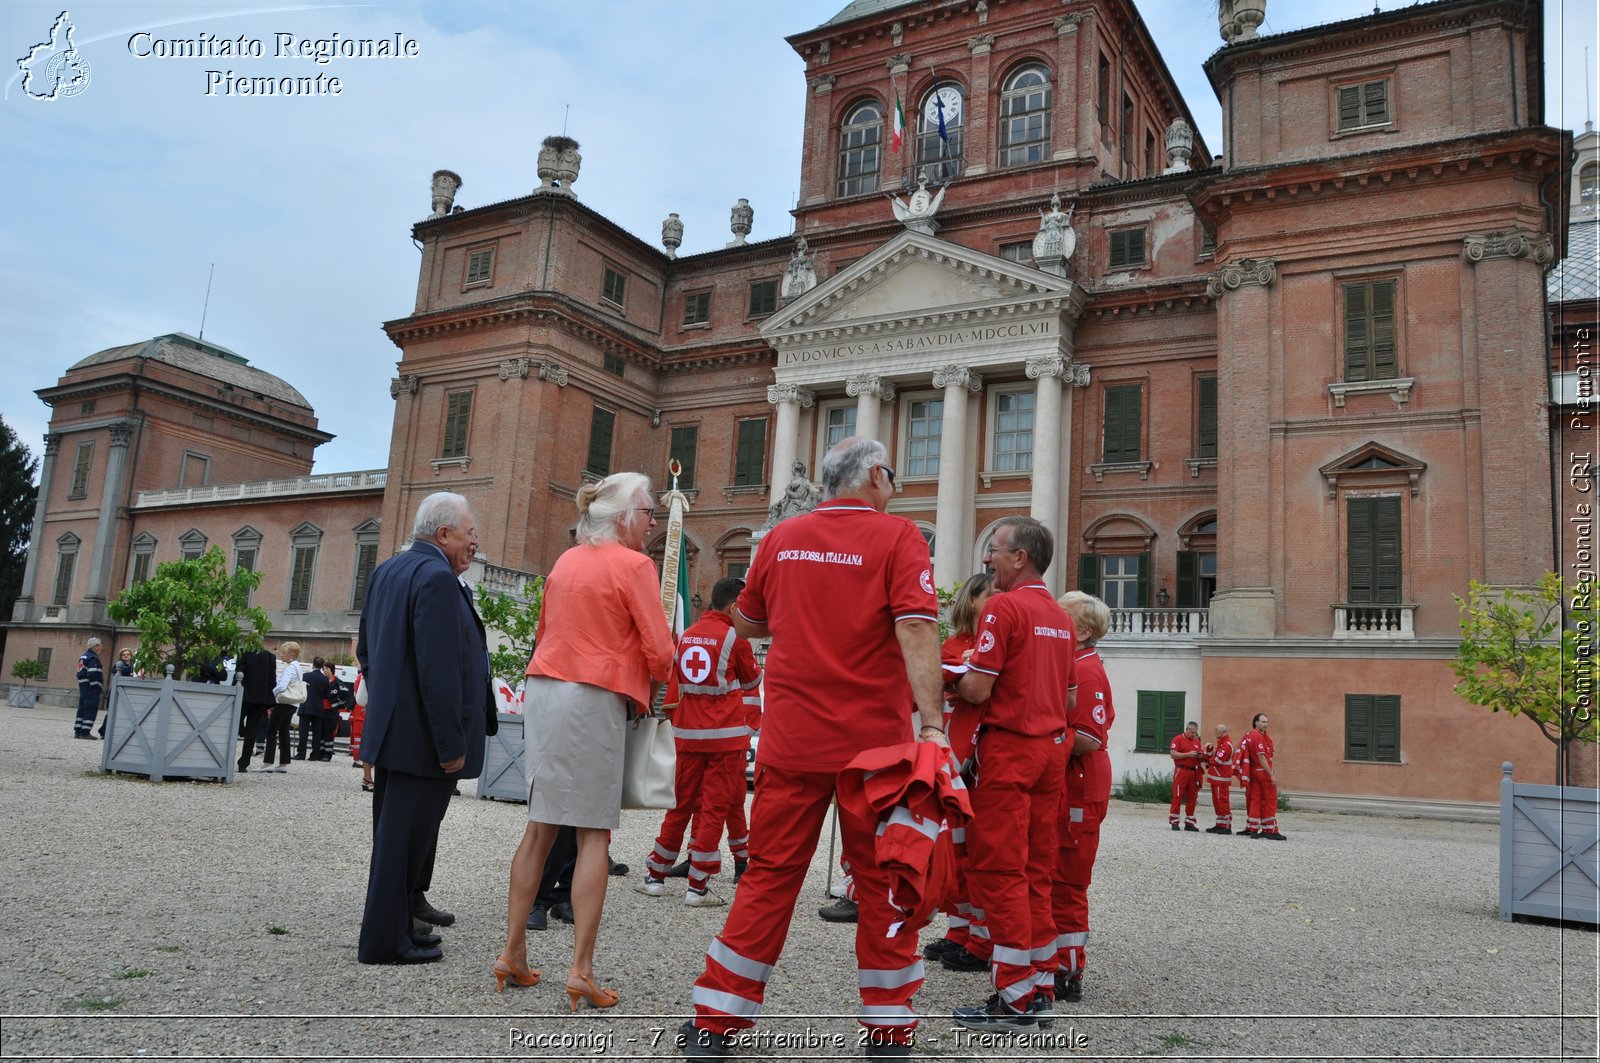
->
xmin=660 ymin=459 xmax=693 ymax=638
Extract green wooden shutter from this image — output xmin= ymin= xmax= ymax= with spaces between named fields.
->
xmin=1338 ymin=86 xmax=1361 ymax=129
xmin=1079 ymin=553 xmax=1101 ymax=597
xmin=1161 ymin=691 xmax=1186 ymax=747
xmin=1104 ymin=384 xmax=1141 ymax=463
xmin=1364 ymin=81 xmax=1389 ymax=125
xmin=1197 ymin=377 xmax=1218 ymax=458
xmin=1102 ymin=386 xmax=1123 ymax=462
xmin=1348 ymin=497 xmax=1375 ymax=603
xmin=734 ymin=419 xmax=767 ymax=486
xmin=1344 ymin=283 xmax=1371 ymax=382
xmin=1176 ymin=550 xmax=1198 ymax=608
xmin=1345 ymin=694 xmax=1372 ymax=760
xmin=1375 ymin=497 xmax=1401 ymax=603
xmin=1136 ymin=690 xmax=1161 ymax=752
xmin=1136 ymin=551 xmax=1151 ymax=608
xmin=669 ymin=426 xmax=698 ymax=489
xmin=1374 ymin=694 xmax=1401 ymax=762
xmin=1370 ymin=280 xmax=1397 ymax=380
xmin=586 ymin=407 xmax=615 ymax=477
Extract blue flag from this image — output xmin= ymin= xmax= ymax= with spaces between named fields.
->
xmin=935 ymin=92 xmax=949 ymax=145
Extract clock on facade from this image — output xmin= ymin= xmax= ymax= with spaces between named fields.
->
xmin=924 ymin=85 xmax=962 ymax=128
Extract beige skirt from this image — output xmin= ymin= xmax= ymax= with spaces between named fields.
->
xmin=523 ymin=676 xmax=626 ymax=829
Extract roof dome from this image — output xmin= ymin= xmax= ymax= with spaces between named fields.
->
xmin=68 ymin=333 xmax=311 ymax=407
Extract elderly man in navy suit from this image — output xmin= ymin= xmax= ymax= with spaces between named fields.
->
xmin=356 ymin=492 xmax=491 ymax=965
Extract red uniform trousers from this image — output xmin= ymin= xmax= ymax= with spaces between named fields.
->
xmin=1168 ymin=767 xmax=1202 ymax=826
xmin=646 ymin=748 xmax=742 ymax=891
xmin=1247 ymin=775 xmax=1279 ymax=834
xmin=723 ymin=752 xmax=750 ymax=862
xmin=938 ymin=701 xmax=984 ymax=950
xmin=1052 ymin=758 xmax=1106 ymax=983
xmin=965 ymin=728 xmax=1066 ymax=1010
xmin=691 ymin=764 xmax=924 ymax=1044
xmin=1207 ymin=778 xmax=1233 ymax=830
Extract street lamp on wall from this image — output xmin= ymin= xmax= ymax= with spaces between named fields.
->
xmin=1155 ymin=586 xmax=1171 ymax=608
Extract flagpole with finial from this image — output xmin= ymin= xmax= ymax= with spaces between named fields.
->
xmin=659 ymin=459 xmax=693 ymax=638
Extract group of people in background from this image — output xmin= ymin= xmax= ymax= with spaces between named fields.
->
xmin=71 ymin=639 xmax=135 ymax=740
xmin=1169 ymin=713 xmax=1284 ymax=839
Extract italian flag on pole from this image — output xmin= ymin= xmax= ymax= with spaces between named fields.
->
xmin=891 ymin=88 xmax=906 ymax=153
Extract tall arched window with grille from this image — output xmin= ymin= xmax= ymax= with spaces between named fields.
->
xmin=999 ymin=64 xmax=1051 ymax=167
xmin=917 ymin=83 xmax=964 ymax=183
xmin=837 ymin=100 xmax=883 ymax=197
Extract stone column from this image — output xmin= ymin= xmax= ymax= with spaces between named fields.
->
xmin=846 ymin=374 xmax=895 ymax=442
xmin=84 ymin=421 xmax=135 ymax=607
xmin=932 ymin=365 xmax=982 ymax=589
xmin=12 ymin=432 xmax=60 ymax=618
xmin=1206 ymin=259 xmax=1277 ymax=637
xmin=1027 ymin=355 xmax=1067 ymax=591
xmin=767 ymin=383 xmax=814 ymax=512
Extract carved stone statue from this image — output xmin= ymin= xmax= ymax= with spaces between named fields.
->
xmin=1031 ymin=192 xmax=1076 ymax=276
xmin=891 ymin=175 xmax=946 ymax=235
xmin=781 ymin=235 xmax=817 ymax=300
xmin=766 ymin=459 xmax=820 ymax=528
xmin=728 ymin=198 xmax=753 ymax=246
xmin=1164 ymin=118 xmax=1194 ymax=173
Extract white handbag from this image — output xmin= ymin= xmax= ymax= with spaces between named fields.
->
xmin=621 ymin=713 xmax=676 ymax=810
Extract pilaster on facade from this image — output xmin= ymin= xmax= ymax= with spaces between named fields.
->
xmin=1461 ymin=229 xmax=1555 ymax=267
xmin=389 ymin=375 xmax=419 ymax=398
xmin=966 ymin=34 xmax=994 ymax=57
xmin=497 ymin=358 xmax=532 ymax=381
xmin=1206 ymin=257 xmax=1276 ymax=298
xmin=536 ymin=361 xmax=569 ymax=386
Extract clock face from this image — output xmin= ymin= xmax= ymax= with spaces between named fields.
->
xmin=924 ymin=86 xmax=962 ymax=126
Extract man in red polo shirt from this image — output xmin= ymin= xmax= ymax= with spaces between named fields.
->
xmin=1245 ymin=712 xmax=1285 ymax=840
xmin=951 ymin=516 xmax=1076 ymax=1033
xmin=638 ymin=575 xmax=762 ymax=904
xmin=680 ymin=436 xmax=945 ymax=1062
xmin=1169 ymin=721 xmax=1204 ymax=831
xmin=1203 ymin=723 xmax=1235 ymax=834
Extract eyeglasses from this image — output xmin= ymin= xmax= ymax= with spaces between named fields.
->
xmin=875 ymin=464 xmax=897 ymax=487
xmin=632 ymin=508 xmax=659 ymax=520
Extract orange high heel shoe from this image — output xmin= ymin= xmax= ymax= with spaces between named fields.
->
xmin=564 ymin=972 xmax=619 ymax=1011
xmin=493 ymin=954 xmax=541 ymax=992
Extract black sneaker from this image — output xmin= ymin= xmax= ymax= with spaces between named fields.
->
xmin=818 ymin=897 xmax=858 ymax=923
xmin=1237 ymin=830 xmax=1259 ymax=838
xmin=1170 ymin=822 xmax=1181 ymax=831
xmin=677 ymin=1020 xmax=734 ymax=1061
xmin=1206 ymin=826 xmax=1230 ymax=834
xmin=922 ymin=937 xmax=958 ymax=961
xmin=667 ymin=860 xmax=691 ymax=879
xmin=525 ymin=904 xmax=548 ymax=931
xmin=1056 ymin=971 xmax=1083 ymax=1002
xmin=864 ymin=1034 xmax=912 ymax=1057
xmin=733 ymin=860 xmax=748 ymax=883
xmin=939 ymin=945 xmax=989 ymax=972
xmin=609 ymin=860 xmax=630 ymax=877
xmin=953 ymin=993 xmax=1038 ymax=1033
xmin=1030 ymin=994 xmax=1055 ymax=1027
xmin=1258 ymin=831 xmax=1288 ymax=840
xmin=1184 ymin=823 xmax=1200 ymax=832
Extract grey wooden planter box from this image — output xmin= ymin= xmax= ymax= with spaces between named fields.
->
xmin=7 ymin=685 xmax=38 ymax=708
xmin=101 ymin=672 xmax=243 ymax=783
xmin=1498 ymin=762 xmax=1600 ymax=924
xmin=478 ymin=712 xmax=528 ymax=803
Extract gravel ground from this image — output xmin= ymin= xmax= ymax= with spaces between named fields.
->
xmin=0 ymin=703 xmax=1594 ymax=1062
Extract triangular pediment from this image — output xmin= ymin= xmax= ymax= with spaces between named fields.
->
xmin=1320 ymin=441 xmax=1427 ymax=498
xmin=762 ymin=229 xmax=1076 ymax=341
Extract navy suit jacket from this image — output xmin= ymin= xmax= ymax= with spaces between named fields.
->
xmin=238 ymin=648 xmax=278 ymax=706
xmin=355 ymin=540 xmax=490 ymax=779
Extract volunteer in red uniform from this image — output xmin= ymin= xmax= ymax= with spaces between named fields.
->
xmin=951 ymin=516 xmax=1076 ymax=1033
xmin=638 ymin=576 xmax=762 ymax=905
xmin=1052 ymin=591 xmax=1114 ymax=1003
xmin=679 ymin=437 xmax=946 ymax=1062
xmin=923 ymin=571 xmax=993 ymax=970
xmin=1203 ymin=724 xmax=1235 ymax=834
xmin=1235 ymin=722 xmax=1256 ymax=836
xmin=1168 ymin=721 xmax=1204 ymax=831
xmin=1245 ymin=712 xmax=1286 ymax=839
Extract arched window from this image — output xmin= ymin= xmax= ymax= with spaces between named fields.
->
xmin=837 ymin=100 xmax=883 ymax=198
xmin=999 ymin=64 xmax=1051 ymax=167
xmin=1581 ymin=163 xmax=1599 ymax=209
xmin=917 ymin=83 xmax=965 ymax=183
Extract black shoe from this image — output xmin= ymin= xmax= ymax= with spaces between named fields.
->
xmin=1238 ymin=831 xmax=1259 ymax=838
xmin=923 ymin=937 xmax=958 ymax=961
xmin=1184 ymin=824 xmax=1200 ymax=832
xmin=1060 ymin=974 xmax=1083 ymax=1002
xmin=73 ymin=732 xmax=92 ymax=740
xmin=667 ymin=860 xmax=691 ymax=879
xmin=610 ymin=860 xmax=630 ymax=877
xmin=550 ymin=900 xmax=574 ymax=924
xmin=677 ymin=1020 xmax=734 ymax=1060
xmin=526 ymin=904 xmax=548 ymax=932
xmin=236 ymin=764 xmax=249 ymax=772
xmin=1205 ymin=826 xmax=1229 ymax=834
xmin=864 ymin=1035 xmax=913 ymax=1057
xmin=1259 ymin=831 xmax=1288 ymax=840
xmin=412 ymin=898 xmax=456 ymax=927
xmin=410 ymin=927 xmax=442 ymax=948
xmin=1030 ymin=994 xmax=1055 ymax=1027
xmin=953 ymin=993 xmax=1037 ymax=1033
xmin=1171 ymin=822 xmax=1181 ymax=831
xmin=733 ymin=860 xmax=748 ymax=883
xmin=362 ymin=944 xmax=442 ymax=965
xmin=293 ymin=754 xmax=307 ymax=760
xmin=939 ymin=945 xmax=989 ymax=972
xmin=818 ymin=897 xmax=858 ymax=923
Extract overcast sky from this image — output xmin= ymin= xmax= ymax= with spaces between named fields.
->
xmin=3 ymin=0 xmax=1595 ymax=477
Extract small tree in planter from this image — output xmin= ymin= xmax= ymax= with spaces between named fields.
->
xmin=108 ymin=547 xmax=270 ymax=679
xmin=101 ymin=547 xmax=270 ymax=781
xmin=474 ymin=575 xmax=544 ymax=801
xmin=8 ymin=656 xmax=45 ymax=707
